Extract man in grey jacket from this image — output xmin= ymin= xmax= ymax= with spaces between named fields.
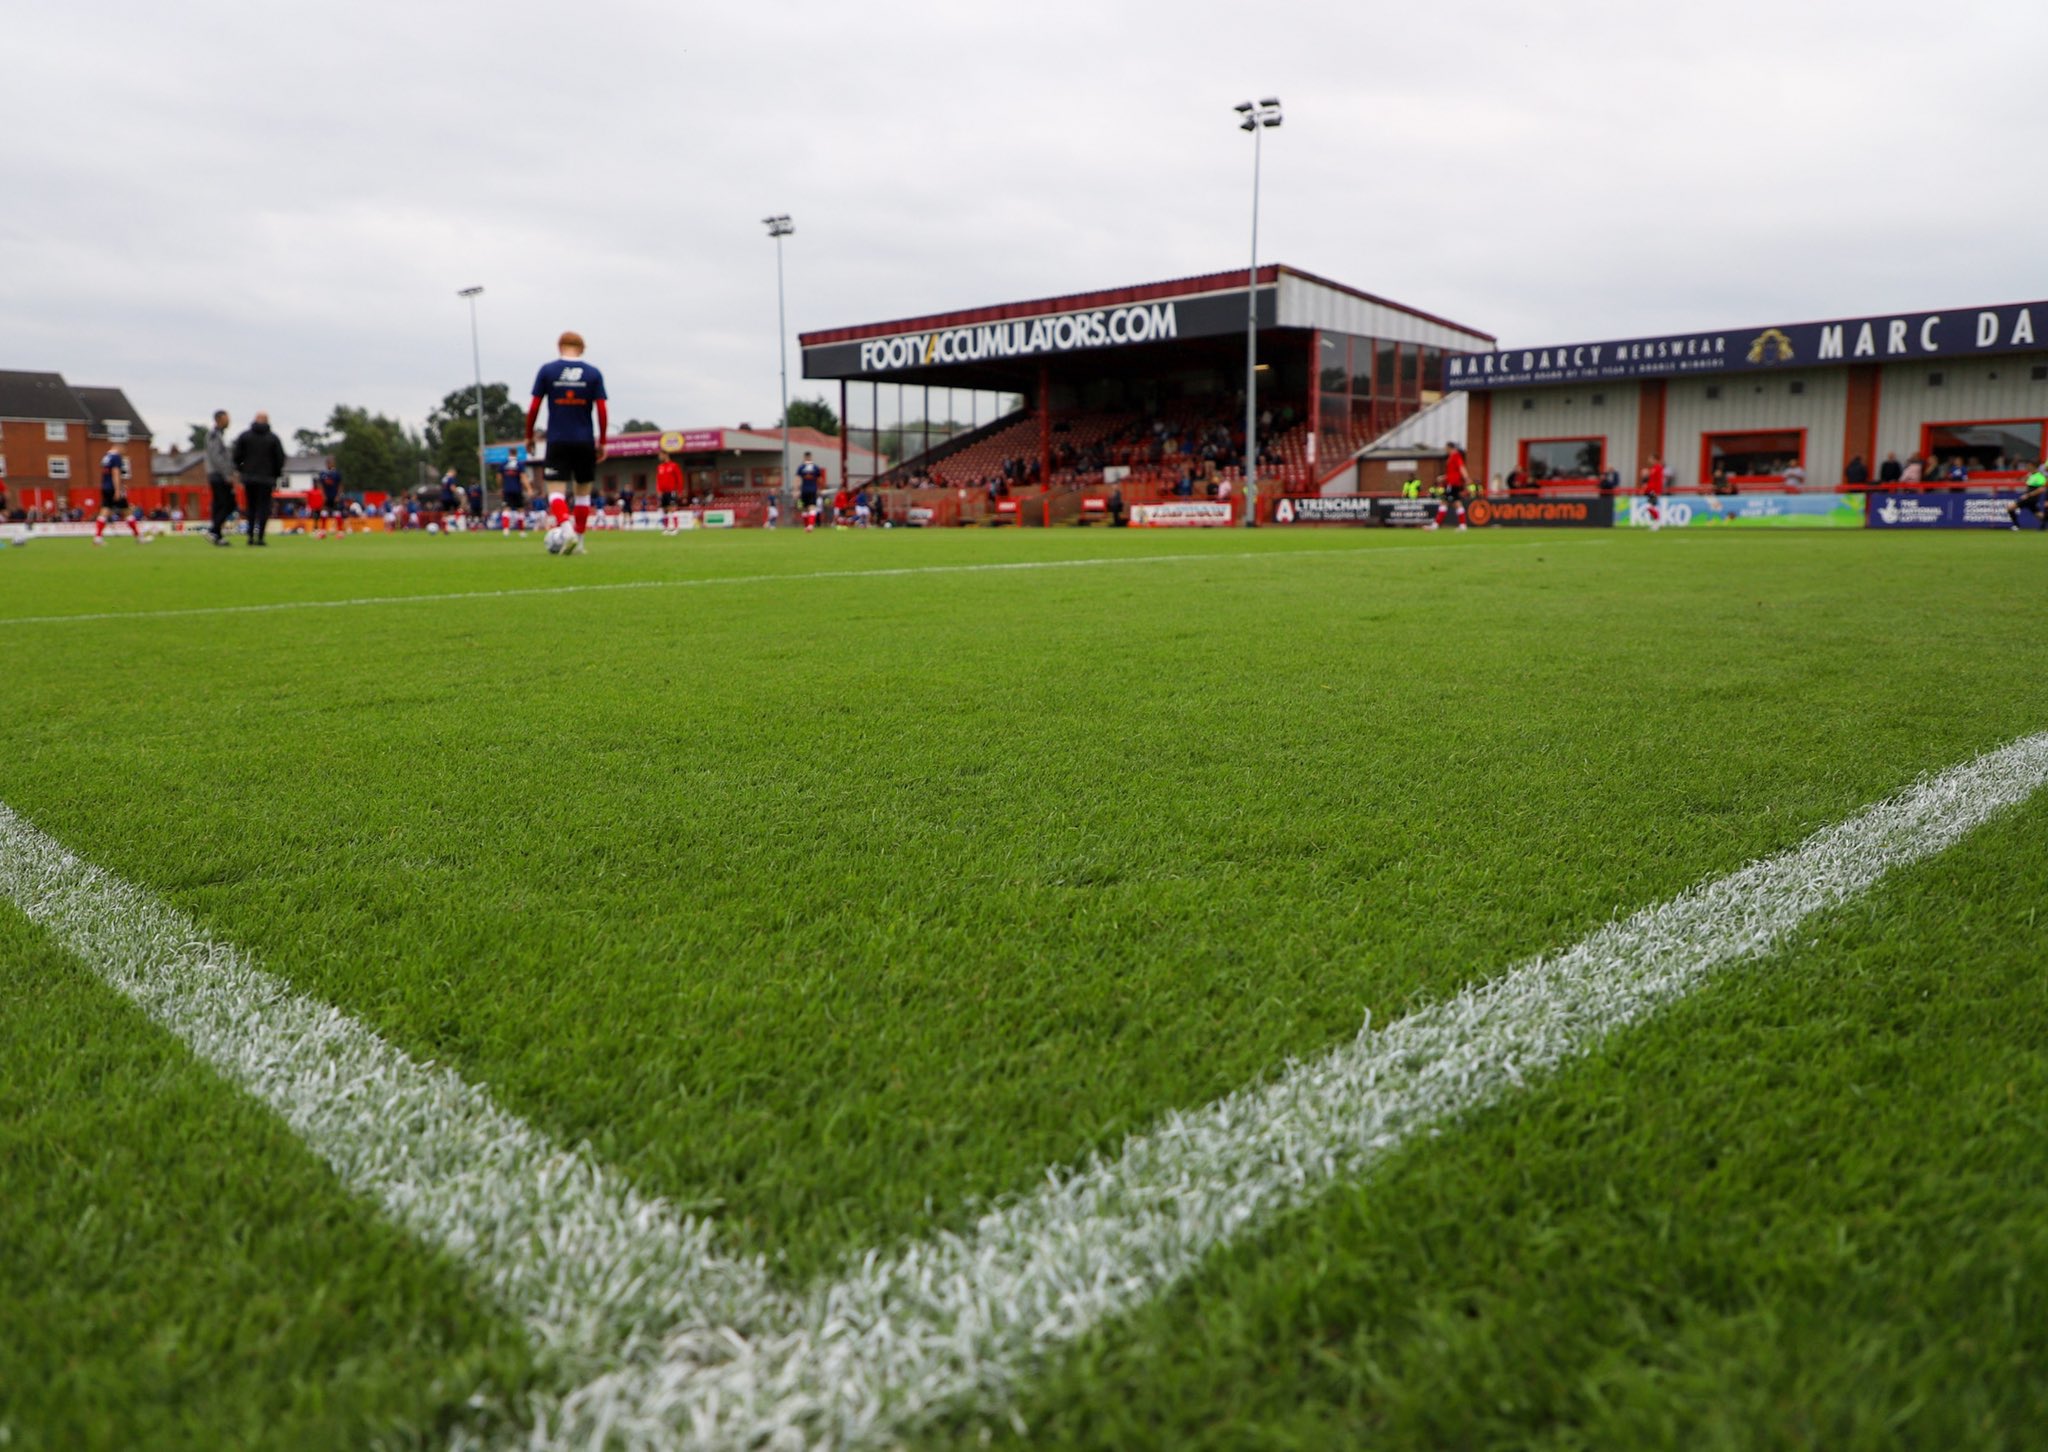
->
xmin=204 ymin=409 xmax=236 ymax=546
xmin=231 ymin=411 xmax=286 ymax=547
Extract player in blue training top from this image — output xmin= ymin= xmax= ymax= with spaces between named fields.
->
xmin=524 ymin=329 xmax=608 ymax=554
xmin=498 ymin=449 xmax=529 ymax=534
xmin=93 ymin=445 xmax=145 ymax=545
xmin=796 ymin=450 xmax=823 ymax=530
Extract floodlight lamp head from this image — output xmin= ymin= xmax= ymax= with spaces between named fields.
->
xmin=763 ymin=214 xmax=794 ymax=237
xmin=1263 ymin=113 xmax=1282 ymax=128
xmin=1259 ymin=96 xmax=1280 ymax=107
xmin=1233 ymin=100 xmax=1254 ymax=113
xmin=457 ymin=285 xmax=484 ymax=298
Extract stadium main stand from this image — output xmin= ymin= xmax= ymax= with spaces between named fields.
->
xmin=801 ymin=265 xmax=1494 ymax=515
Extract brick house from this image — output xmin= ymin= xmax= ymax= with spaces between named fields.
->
xmin=0 ymin=370 xmax=156 ymax=516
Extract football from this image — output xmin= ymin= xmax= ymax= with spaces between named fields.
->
xmin=545 ymin=524 xmax=569 ymax=554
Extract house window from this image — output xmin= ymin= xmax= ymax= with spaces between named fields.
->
xmin=1520 ymin=436 xmax=1604 ymax=481
xmin=1704 ymin=429 xmax=1804 ymax=482
xmin=1922 ymin=420 xmax=2044 ymax=477
xmin=45 ymin=421 xmax=67 ymax=441
xmin=106 ymin=420 xmax=130 ymax=442
xmin=49 ymin=455 xmax=71 ymax=479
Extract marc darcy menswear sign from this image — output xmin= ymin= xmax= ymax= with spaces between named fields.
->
xmin=802 ymin=286 xmax=1280 ymax=380
xmin=1448 ymin=300 xmax=2048 ymax=390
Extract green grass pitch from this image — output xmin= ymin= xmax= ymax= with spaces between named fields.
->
xmin=2 ymin=525 xmax=2044 ymax=1449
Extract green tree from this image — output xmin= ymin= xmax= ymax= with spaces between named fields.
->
xmin=424 ymin=384 xmax=526 ymax=488
xmin=186 ymin=423 xmax=209 ymax=451
xmin=325 ymin=405 xmax=425 ymax=498
xmin=781 ymin=396 xmax=839 ymax=436
xmin=618 ymin=418 xmax=660 ymax=434
xmin=293 ymin=427 xmax=332 ymax=455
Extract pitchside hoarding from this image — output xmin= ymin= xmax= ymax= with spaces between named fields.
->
xmin=1272 ymin=497 xmax=1377 ymax=524
xmin=1615 ymin=495 xmax=1863 ymax=529
xmin=1468 ymin=497 xmax=1614 ymax=527
xmin=803 ymin=286 xmax=1279 ymax=380
xmin=1450 ymin=300 xmax=2048 ymax=390
xmin=1130 ymin=501 xmax=1233 ymax=527
xmin=1865 ymin=491 xmax=2041 ymax=529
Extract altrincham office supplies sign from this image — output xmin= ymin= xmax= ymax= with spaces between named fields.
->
xmin=1449 ymin=301 xmax=2048 ymax=390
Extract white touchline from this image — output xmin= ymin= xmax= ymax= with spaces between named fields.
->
xmin=0 ymin=802 xmax=781 ymax=1375
xmin=3 ymin=730 xmax=2043 ymax=1452
xmin=516 ymin=731 xmax=2048 ymax=1451
xmin=0 ymin=537 xmax=1602 ymax=629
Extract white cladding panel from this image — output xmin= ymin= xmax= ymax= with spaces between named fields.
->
xmin=1483 ymin=383 xmax=1638 ymax=484
xmin=1276 ymin=275 xmax=1492 ymax=352
xmin=1663 ymin=371 xmax=1846 ymax=489
xmin=1875 ymin=354 xmax=2048 ymax=466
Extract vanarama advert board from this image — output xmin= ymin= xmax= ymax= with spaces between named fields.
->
xmin=1468 ymin=496 xmax=1614 ymax=527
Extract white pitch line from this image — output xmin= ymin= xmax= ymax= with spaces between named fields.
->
xmin=0 ymin=537 xmax=1597 ymax=629
xmin=6 ymin=732 xmax=2041 ymax=1452
xmin=0 ymin=803 xmax=780 ymax=1375
xmin=523 ymin=731 xmax=2048 ymax=1450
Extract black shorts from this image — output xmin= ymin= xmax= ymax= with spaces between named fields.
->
xmin=502 ymin=488 xmax=525 ymax=511
xmin=543 ymin=442 xmax=598 ymax=486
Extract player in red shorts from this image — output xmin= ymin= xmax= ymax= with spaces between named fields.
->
xmin=92 ymin=445 xmax=145 ymax=545
xmin=1641 ymin=455 xmax=1667 ymax=531
xmin=525 ymin=330 xmax=609 ymax=555
xmin=1432 ymin=441 xmax=1472 ymax=532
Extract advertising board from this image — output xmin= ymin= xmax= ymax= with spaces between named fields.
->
xmin=1467 ymin=496 xmax=1613 ymax=528
xmin=1615 ymin=495 xmax=1863 ymax=529
xmin=1864 ymin=491 xmax=2039 ymax=529
xmin=1130 ymin=501 xmax=1233 ymax=527
xmin=1373 ymin=498 xmax=1438 ymax=527
xmin=1272 ymin=496 xmax=1376 ymax=524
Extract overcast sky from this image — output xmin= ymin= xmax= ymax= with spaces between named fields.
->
xmin=9 ymin=0 xmax=2043 ymax=446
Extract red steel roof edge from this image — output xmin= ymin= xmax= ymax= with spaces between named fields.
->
xmin=798 ymin=265 xmax=1494 ymax=348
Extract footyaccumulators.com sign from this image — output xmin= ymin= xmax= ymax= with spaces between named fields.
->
xmin=1449 ymin=299 xmax=2048 ymax=390
xmin=802 ymin=287 xmax=1278 ymax=379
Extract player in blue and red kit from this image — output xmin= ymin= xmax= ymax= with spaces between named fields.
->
xmin=93 ymin=446 xmax=145 ymax=544
xmin=525 ymin=330 xmax=608 ymax=554
xmin=499 ymin=450 xmax=529 ymax=533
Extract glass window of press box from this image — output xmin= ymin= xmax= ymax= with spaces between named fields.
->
xmin=1316 ymin=335 xmax=1461 ymax=470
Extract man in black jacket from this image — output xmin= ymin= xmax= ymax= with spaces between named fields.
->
xmin=232 ymin=412 xmax=286 ymax=546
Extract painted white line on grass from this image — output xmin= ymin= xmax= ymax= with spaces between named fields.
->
xmin=525 ymin=730 xmax=2048 ymax=1450
xmin=0 ymin=803 xmax=780 ymax=1375
xmin=8 ymin=731 xmax=2039 ymax=1451
xmin=0 ymin=537 xmax=1600 ymax=628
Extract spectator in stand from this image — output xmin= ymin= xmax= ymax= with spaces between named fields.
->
xmin=1711 ymin=466 xmax=1735 ymax=496
xmin=1901 ymin=455 xmax=1925 ymax=485
xmin=1844 ymin=455 xmax=1869 ymax=487
xmin=1783 ymin=461 xmax=1806 ymax=491
xmin=1878 ymin=452 xmax=1903 ymax=485
xmin=1945 ymin=458 xmax=1970 ymax=486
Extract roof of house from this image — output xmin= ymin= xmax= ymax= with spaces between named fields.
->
xmin=74 ymin=386 xmax=152 ymax=439
xmin=0 ymin=370 xmax=91 ymax=423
